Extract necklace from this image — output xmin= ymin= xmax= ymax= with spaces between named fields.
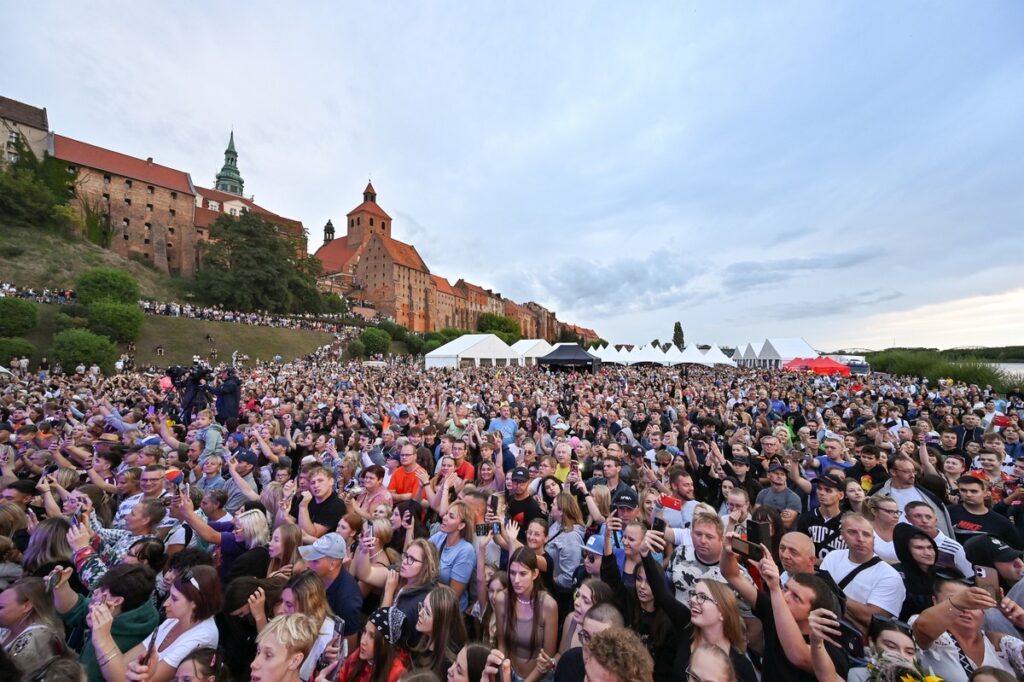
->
xmin=516 ymin=594 xmax=532 ymax=606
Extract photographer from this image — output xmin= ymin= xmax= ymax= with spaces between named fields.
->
xmin=203 ymin=367 xmax=241 ymax=426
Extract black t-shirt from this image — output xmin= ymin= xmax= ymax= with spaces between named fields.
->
xmin=554 ymin=646 xmax=584 ymax=682
xmin=754 ymin=590 xmax=848 ymax=682
xmin=290 ymin=493 xmax=347 ymax=532
xmin=949 ymin=506 xmax=1021 ymax=548
xmin=505 ymin=493 xmax=543 ymax=543
xmin=796 ymin=508 xmax=846 ymax=560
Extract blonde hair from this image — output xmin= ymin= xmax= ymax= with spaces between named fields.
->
xmin=554 ymin=492 xmax=584 ymax=529
xmin=692 ymin=579 xmax=746 ymax=653
xmin=259 ymin=482 xmax=285 ymax=524
xmin=257 ymin=613 xmax=319 ymax=659
xmin=691 ymin=511 xmax=724 ymax=538
xmin=235 ymin=509 xmax=270 ymax=549
xmin=283 ymin=571 xmax=330 ymax=625
xmin=405 ymin=539 xmax=440 ymax=587
xmin=589 ymin=484 xmax=611 ymax=518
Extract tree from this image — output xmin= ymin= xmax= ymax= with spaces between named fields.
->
xmin=650 ymin=338 xmax=661 ymax=348
xmin=0 ymin=298 xmax=38 ymax=337
xmin=75 ymin=268 xmax=140 ymax=305
xmin=347 ymin=340 xmax=366 ymax=358
xmin=192 ymin=211 xmax=324 ymax=313
xmin=423 ymin=339 xmax=443 ymax=355
xmin=359 ymin=328 xmax=392 ymax=356
xmin=0 ymin=338 xmax=35 ymax=365
xmin=477 ymin=313 xmax=521 ymax=343
xmin=404 ymin=334 xmax=425 ymax=355
xmin=87 ymin=302 xmax=144 ymax=342
xmin=50 ymin=329 xmax=118 ymax=373
xmin=673 ymin=322 xmax=685 ymax=350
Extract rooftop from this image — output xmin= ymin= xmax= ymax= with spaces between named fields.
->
xmin=52 ymin=134 xmax=194 ymax=195
xmin=0 ymin=96 xmax=48 ymax=130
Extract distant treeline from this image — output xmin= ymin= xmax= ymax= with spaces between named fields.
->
xmin=881 ymin=347 xmax=1024 ymax=363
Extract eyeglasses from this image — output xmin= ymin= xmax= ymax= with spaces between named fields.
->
xmin=689 ymin=591 xmax=717 ymax=606
xmin=579 ymin=628 xmax=592 ymax=645
xmin=685 ymin=666 xmax=706 ymax=682
xmin=402 ymin=553 xmax=423 ymax=565
xmin=876 ymin=507 xmax=900 ymax=516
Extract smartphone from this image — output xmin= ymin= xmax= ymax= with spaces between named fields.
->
xmin=729 ymin=537 xmax=765 ymax=562
xmin=147 ymin=406 xmax=155 ymax=417
xmin=974 ymin=566 xmax=1001 ymax=600
xmin=43 ymin=572 xmax=60 ymax=594
xmin=837 ymin=618 xmax=866 ymax=664
xmin=747 ymin=520 xmax=769 ymax=548
xmin=475 ymin=523 xmax=488 ymax=537
xmin=143 ymin=628 xmax=159 ymax=666
xmin=652 ymin=516 xmax=667 ymax=534
xmin=570 ymin=460 xmax=579 ymax=475
xmin=659 ymin=495 xmax=683 ymax=512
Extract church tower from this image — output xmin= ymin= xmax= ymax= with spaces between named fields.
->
xmin=214 ymin=131 xmax=245 ymax=196
xmin=323 ymin=219 xmax=335 ymax=245
xmin=346 ymin=181 xmax=392 ymax=246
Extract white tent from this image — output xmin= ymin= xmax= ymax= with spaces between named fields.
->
xmin=662 ymin=345 xmax=686 ymax=366
xmin=593 ymin=345 xmax=621 ymax=364
xmin=702 ymin=345 xmax=738 ymax=367
xmin=629 ymin=344 xmax=669 ymax=365
xmin=610 ymin=345 xmax=634 ymax=365
xmin=511 ymin=339 xmax=554 ymax=366
xmin=424 ymin=334 xmax=519 ymax=369
xmin=678 ymin=345 xmax=712 ymax=365
xmin=759 ymin=337 xmax=818 ymax=369
xmin=740 ymin=341 xmax=764 ymax=368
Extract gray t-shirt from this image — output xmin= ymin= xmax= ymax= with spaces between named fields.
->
xmin=755 ymin=485 xmax=801 ymax=513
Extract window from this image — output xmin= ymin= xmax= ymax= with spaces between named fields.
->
xmin=66 ymin=164 xmax=77 ymax=174
xmin=146 ymin=203 xmax=153 ymax=212
xmin=147 ymin=186 xmax=154 ymax=195
xmin=229 ymin=208 xmax=237 ymax=216
xmin=7 ymin=131 xmax=17 ymax=143
xmin=123 ymin=218 xmax=130 ymax=227
xmin=196 ymin=228 xmax=204 ymax=236
xmin=103 ymin=174 xmax=111 ymax=184
xmin=168 ymin=227 xmax=175 ymax=235
xmin=382 ymin=221 xmax=386 ymax=230
xmin=7 ymin=152 xmax=18 ymax=163
xmin=170 ymin=191 xmax=177 ymax=201
xmin=124 ymin=197 xmax=131 ymax=206
xmin=102 ymin=193 xmax=109 ymax=202
xmin=125 ymin=179 xmax=132 ymax=188
xmin=209 ymin=201 xmax=219 ymax=211
xmin=144 ymin=238 xmax=150 ymax=245
xmin=357 ymin=217 xmax=361 ymax=225
xmin=169 ymin=209 xmax=176 ymax=217
xmin=123 ymin=233 xmax=129 ymax=240
xmin=144 ymin=222 xmax=151 ymax=230
xmin=350 ymin=219 xmax=354 ymax=227
xmin=370 ymin=217 xmax=374 ymax=226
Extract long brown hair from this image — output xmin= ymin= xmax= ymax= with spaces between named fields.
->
xmin=343 ymin=620 xmax=403 ymax=682
xmin=691 ymin=578 xmax=747 ymax=653
xmin=411 ymin=585 xmax=467 ymax=675
xmin=505 ymin=547 xmax=545 ymax=657
xmin=267 ymin=523 xmax=302 ymax=576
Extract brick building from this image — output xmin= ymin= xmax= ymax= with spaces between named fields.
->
xmin=50 ymin=134 xmax=199 ymax=277
xmin=314 ymin=183 xmax=598 ymax=342
xmin=0 ymin=96 xmax=48 ymax=167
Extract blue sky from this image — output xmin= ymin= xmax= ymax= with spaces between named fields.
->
xmin=6 ymin=2 xmax=1023 ymax=350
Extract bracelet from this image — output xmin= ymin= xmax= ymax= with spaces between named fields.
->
xmin=97 ymin=646 xmax=118 ymax=666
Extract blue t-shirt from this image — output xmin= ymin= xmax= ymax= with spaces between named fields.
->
xmin=488 ymin=417 xmax=518 ymax=446
xmin=325 ymin=571 xmax=363 ymax=636
xmin=429 ymin=532 xmax=476 ymax=610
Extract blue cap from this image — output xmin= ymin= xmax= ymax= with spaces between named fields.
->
xmin=583 ymin=535 xmax=604 ymax=555
xmin=234 ymin=448 xmax=258 ymax=466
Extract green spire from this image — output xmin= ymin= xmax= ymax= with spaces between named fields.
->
xmin=215 ymin=130 xmax=244 ymax=196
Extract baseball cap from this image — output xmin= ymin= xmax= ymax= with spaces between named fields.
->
xmin=233 ymin=448 xmax=258 ymax=466
xmin=768 ymin=462 xmax=786 ymax=473
xmin=965 ymin=534 xmax=1024 ymax=566
xmin=628 ymin=445 xmax=646 ymax=459
xmin=509 ymin=467 xmax=530 ymax=482
xmin=553 ymin=422 xmax=569 ymax=431
xmin=298 ymin=533 xmax=348 ymax=561
xmin=229 ymin=433 xmax=246 ymax=444
xmin=612 ymin=489 xmax=639 ymax=509
xmin=583 ymin=535 xmax=604 ymax=555
xmin=730 ymin=456 xmax=749 ymax=466
xmin=398 ymin=410 xmax=410 ymax=418
xmin=816 ymin=473 xmax=845 ymax=490
xmin=271 ymin=437 xmax=290 ymax=447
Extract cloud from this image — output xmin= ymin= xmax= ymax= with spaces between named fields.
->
xmin=719 ymin=249 xmax=875 ymax=291
xmin=759 ymin=289 xmax=903 ymax=320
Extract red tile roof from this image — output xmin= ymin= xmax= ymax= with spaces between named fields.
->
xmin=194 ymin=206 xmax=219 ymax=229
xmin=455 ymin=279 xmax=491 ymax=297
xmin=0 ymin=96 xmax=48 ymax=130
xmin=376 ymin=235 xmax=428 ymax=272
xmin=194 ymin=187 xmax=304 ymax=237
xmin=314 ymin=238 xmax=364 ymax=274
xmin=347 ymin=200 xmax=391 ymax=220
xmin=52 ymin=134 xmax=194 ymax=195
xmin=364 ymin=181 xmax=376 ymax=196
xmin=431 ymin=275 xmax=462 ymax=297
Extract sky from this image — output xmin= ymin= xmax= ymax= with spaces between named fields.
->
xmin=6 ymin=2 xmax=1023 ymax=351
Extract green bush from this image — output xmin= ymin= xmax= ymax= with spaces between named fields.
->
xmin=0 ymin=298 xmax=38 ymax=337
xmin=0 ymin=338 xmax=35 ymax=365
xmin=86 ymin=301 xmax=144 ymax=342
xmin=75 ymin=268 xmax=140 ymax=305
xmin=423 ymin=339 xmax=443 ymax=355
xmin=360 ymin=328 xmax=392 ymax=356
xmin=866 ymin=350 xmax=1010 ymax=392
xmin=54 ymin=312 xmax=89 ymax=332
xmin=50 ymin=329 xmax=118 ymax=373
xmin=377 ymin=320 xmax=408 ymax=342
xmin=347 ymin=340 xmax=366 ymax=358
xmin=405 ymin=334 xmax=425 ymax=355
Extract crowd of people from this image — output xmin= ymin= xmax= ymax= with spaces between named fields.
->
xmin=0 ymin=281 xmax=367 ymax=336
xmin=1 ymin=343 xmax=1024 ymax=682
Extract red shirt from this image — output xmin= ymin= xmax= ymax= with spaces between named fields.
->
xmin=453 ymin=459 xmax=475 ymax=481
xmin=337 ymin=649 xmax=408 ymax=682
xmin=388 ymin=466 xmax=425 ymax=498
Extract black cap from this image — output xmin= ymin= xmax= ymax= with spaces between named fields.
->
xmin=612 ymin=489 xmax=639 ymax=509
xmin=629 ymin=445 xmax=646 ymax=459
xmin=509 ymin=466 xmax=530 ymax=482
xmin=730 ymin=456 xmax=749 ymax=466
xmin=768 ymin=462 xmax=786 ymax=473
xmin=399 ymin=410 xmax=410 ymax=418
xmin=965 ymin=534 xmax=1024 ymax=566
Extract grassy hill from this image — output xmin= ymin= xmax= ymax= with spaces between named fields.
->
xmin=20 ymin=304 xmax=335 ymax=368
xmin=0 ymin=224 xmax=185 ymax=300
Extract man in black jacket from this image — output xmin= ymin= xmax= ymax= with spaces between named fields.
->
xmin=205 ymin=368 xmax=241 ymax=425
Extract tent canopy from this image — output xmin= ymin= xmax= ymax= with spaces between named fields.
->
xmin=678 ymin=345 xmax=711 ymax=365
xmin=783 ymin=357 xmax=812 ymax=370
xmin=806 ymin=357 xmax=851 ymax=376
xmin=629 ymin=344 xmax=669 ymax=365
xmin=424 ymin=334 xmax=519 ymax=369
xmin=511 ymin=339 xmax=554 ymax=365
xmin=702 ymin=345 xmax=737 ymax=367
xmin=538 ymin=344 xmax=600 ymax=367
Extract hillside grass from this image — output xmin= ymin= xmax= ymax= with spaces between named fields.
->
xmin=0 ymin=223 xmax=186 ymax=300
xmin=16 ymin=304 xmax=334 ymax=368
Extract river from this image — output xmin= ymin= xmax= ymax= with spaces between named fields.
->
xmin=997 ymin=363 xmax=1024 ymax=381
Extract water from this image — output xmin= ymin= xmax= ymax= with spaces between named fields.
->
xmin=997 ymin=363 xmax=1024 ymax=382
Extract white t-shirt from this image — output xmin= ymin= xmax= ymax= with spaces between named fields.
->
xmin=888 ymin=485 xmax=925 ymax=519
xmin=300 ymin=616 xmax=335 ymax=682
xmin=873 ymin=532 xmax=898 ymax=562
xmin=908 ymin=615 xmax=1016 ymax=681
xmin=819 ymin=550 xmax=905 ymax=617
xmin=140 ymin=617 xmax=219 ymax=668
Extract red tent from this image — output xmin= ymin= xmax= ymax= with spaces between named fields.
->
xmin=783 ymin=357 xmax=812 ymax=370
xmin=806 ymin=357 xmax=851 ymax=376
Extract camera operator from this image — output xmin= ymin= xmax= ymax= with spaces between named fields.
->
xmin=203 ymin=367 xmax=241 ymax=426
